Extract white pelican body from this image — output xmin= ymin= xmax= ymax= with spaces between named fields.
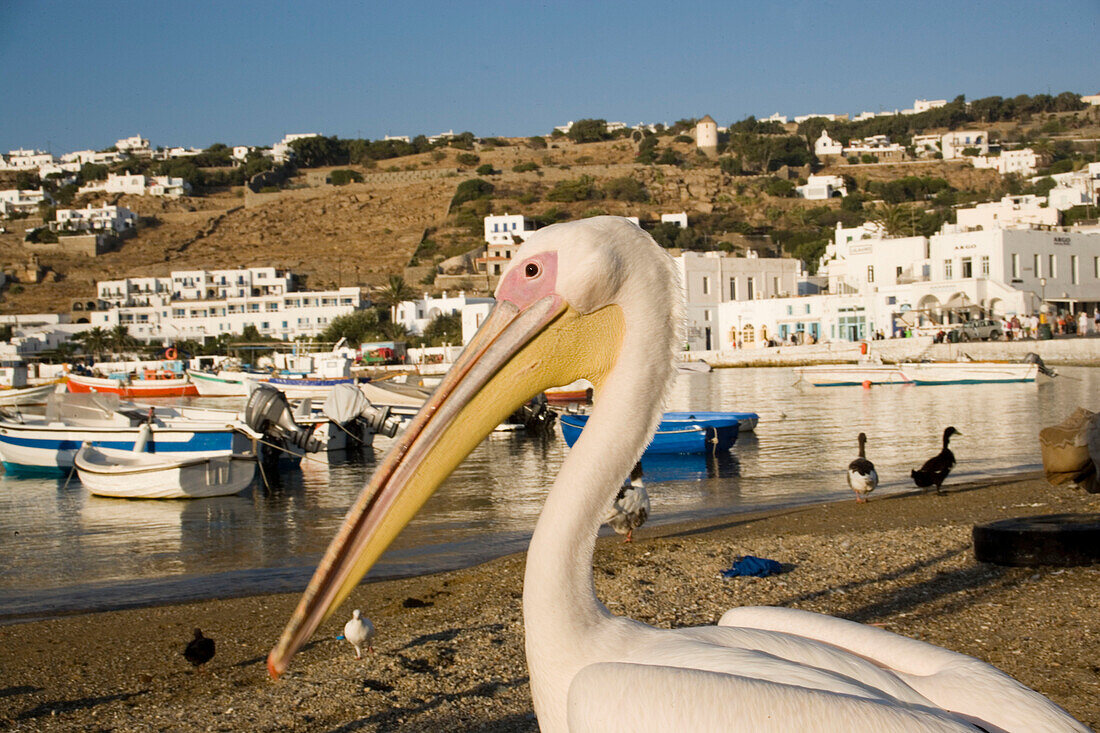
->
xmin=270 ymin=217 xmax=1085 ymax=732
xmin=343 ymin=609 xmax=374 ymax=659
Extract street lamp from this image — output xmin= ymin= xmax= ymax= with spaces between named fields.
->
xmin=1040 ymin=277 xmax=1047 ymax=313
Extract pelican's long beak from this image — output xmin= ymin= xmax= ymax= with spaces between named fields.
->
xmin=268 ymin=295 xmax=623 ymax=678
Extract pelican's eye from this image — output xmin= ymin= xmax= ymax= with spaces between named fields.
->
xmin=524 ymin=262 xmax=541 ymax=279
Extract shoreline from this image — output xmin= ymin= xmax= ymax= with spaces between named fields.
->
xmin=1 ymin=473 xmax=1097 ymax=730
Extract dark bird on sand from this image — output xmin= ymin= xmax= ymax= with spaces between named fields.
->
xmin=847 ymin=433 xmax=878 ymax=503
xmin=184 ymin=628 xmax=215 ymax=669
xmin=605 ymin=462 xmax=649 ymax=542
xmin=911 ymin=427 xmax=960 ymax=494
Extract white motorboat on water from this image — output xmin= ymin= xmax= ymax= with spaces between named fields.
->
xmin=74 ymin=425 xmax=257 ymax=499
xmin=897 ymin=360 xmax=1043 ymax=384
xmin=187 ymin=369 xmax=269 ymax=397
xmin=793 ymin=363 xmax=911 ymax=386
xmin=0 ymin=381 xmax=63 ymax=407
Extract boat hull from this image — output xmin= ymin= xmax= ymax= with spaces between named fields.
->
xmin=67 ymin=374 xmax=198 ymax=398
xmin=0 ymin=381 xmax=62 ymax=407
xmin=793 ymin=365 xmax=910 ymax=386
xmin=560 ymin=414 xmax=739 ymax=455
xmin=76 ymin=445 xmax=256 ymax=499
xmin=187 ymin=370 xmax=265 ymax=397
xmin=898 ymin=362 xmax=1039 ymax=385
xmin=663 ymin=411 xmax=759 ymax=433
xmin=0 ymin=423 xmax=251 ymax=473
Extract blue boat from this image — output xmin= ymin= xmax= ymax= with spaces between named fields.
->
xmin=559 ymin=413 xmax=739 ymax=455
xmin=663 ymin=411 xmax=759 ymax=433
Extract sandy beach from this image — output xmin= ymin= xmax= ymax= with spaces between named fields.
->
xmin=1 ymin=473 xmax=1097 ymax=731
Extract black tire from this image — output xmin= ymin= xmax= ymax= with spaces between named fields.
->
xmin=973 ymin=513 xmax=1100 ymax=567
xmin=959 ymin=332 xmax=971 ymax=342
xmin=988 ymin=330 xmax=1001 ymax=341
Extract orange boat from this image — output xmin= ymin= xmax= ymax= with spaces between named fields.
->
xmin=66 ymin=371 xmax=198 ymax=398
xmin=544 ymin=379 xmax=593 ymax=404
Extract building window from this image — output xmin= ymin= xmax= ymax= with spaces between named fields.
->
xmin=1049 ymin=254 xmax=1057 ymax=278
xmin=786 ymin=305 xmax=793 ymax=315
xmin=924 ymin=241 xmax=931 ymax=259
xmin=746 ymin=277 xmax=755 ymax=300
xmin=1033 ymin=253 xmax=1040 ymax=277
xmin=805 ymin=304 xmax=811 ymax=314
xmin=1071 ymin=255 xmax=1078 ymax=285
xmin=961 ymin=257 xmax=972 ymax=278
xmin=867 ymin=266 xmax=874 ymax=283
xmin=981 ymin=256 xmax=989 ymax=276
xmin=773 ymin=277 xmax=780 ymax=294
xmin=703 ymin=310 xmax=711 ymax=322
xmin=1012 ymin=253 xmax=1020 ymax=278
xmin=729 ymin=278 xmax=737 ymax=299
xmin=702 ymin=276 xmax=709 ymax=295
xmin=944 ymin=259 xmax=953 ymax=279
xmin=1095 ymin=256 xmax=1100 ymax=279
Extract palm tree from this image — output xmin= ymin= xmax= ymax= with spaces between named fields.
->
xmin=871 ymin=203 xmax=912 ymax=237
xmin=375 ymin=275 xmax=417 ymax=330
xmin=108 ymin=324 xmax=137 ymax=357
xmin=75 ymin=326 xmax=109 ymax=361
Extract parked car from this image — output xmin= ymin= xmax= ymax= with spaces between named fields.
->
xmin=957 ymin=319 xmax=1002 ymax=341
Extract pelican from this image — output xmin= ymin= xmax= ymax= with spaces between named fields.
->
xmin=268 ymin=217 xmax=1084 ymax=731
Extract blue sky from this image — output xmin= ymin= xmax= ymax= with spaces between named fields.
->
xmin=2 ymin=0 xmax=1097 ymax=153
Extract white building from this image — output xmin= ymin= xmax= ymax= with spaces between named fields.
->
xmin=90 ymin=267 xmax=360 ymax=343
xmin=912 ymin=134 xmax=942 ymax=157
xmin=1043 ymin=162 xmax=1100 ymax=211
xmin=762 ymin=113 xmax=788 ymax=125
xmin=79 ymin=172 xmax=191 ymax=197
xmin=272 ymin=133 xmax=321 ymax=164
xmin=394 ymin=291 xmax=495 ymax=337
xmin=842 ymin=135 xmax=906 ymax=162
xmin=0 ymin=188 xmax=51 ymax=217
xmin=60 ymin=149 xmax=122 ymax=166
xmin=383 ymin=135 xmax=410 ymax=143
xmin=661 ymin=212 xmax=688 ymax=229
xmin=1081 ymin=93 xmax=1100 ymax=106
xmin=814 ymin=130 xmax=843 ymax=158
xmin=796 ymin=175 xmax=847 ymax=200
xmin=912 ymin=99 xmax=947 ymax=113
xmin=0 ymin=149 xmax=54 ymax=171
xmin=793 ymin=113 xmax=841 ymax=124
xmin=721 ymin=220 xmax=1100 ymax=348
xmin=941 ymin=130 xmax=989 ymax=159
xmin=947 ymin=195 xmax=1059 ymax=232
xmin=53 ymin=204 xmax=137 ymax=233
xmin=695 ymin=115 xmax=718 ymax=154
xmin=971 ymin=148 xmax=1043 ymax=177
xmin=484 ymin=213 xmax=536 ymax=247
xmin=115 ymin=135 xmax=150 ymax=155
xmin=676 ymin=250 xmax=802 ymax=350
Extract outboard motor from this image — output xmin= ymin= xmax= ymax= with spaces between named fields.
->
xmin=1023 ymin=352 xmax=1057 ymax=378
xmin=321 ymin=383 xmax=402 ymax=440
xmin=244 ymin=384 xmax=324 ymax=454
xmin=361 ymin=404 xmax=401 ymax=438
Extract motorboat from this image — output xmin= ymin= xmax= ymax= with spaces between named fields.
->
xmin=545 ymin=379 xmax=594 ymax=403
xmin=74 ymin=426 xmax=257 ymax=499
xmin=67 ymin=370 xmax=198 ymax=398
xmin=897 ymin=361 xmax=1042 ymax=385
xmin=0 ymin=381 xmax=62 ymax=407
xmin=792 ymin=364 xmax=911 ymax=386
xmin=560 ymin=413 xmax=739 ymax=455
xmin=0 ymin=393 xmax=253 ymax=474
xmin=663 ymin=410 xmax=759 ymax=433
xmin=187 ymin=369 xmax=269 ymax=397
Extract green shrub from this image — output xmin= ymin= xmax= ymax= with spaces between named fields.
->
xmin=764 ymin=178 xmax=796 ymax=197
xmin=329 ymin=169 xmax=363 ymax=185
xmin=512 ymin=161 xmax=539 ymax=172
xmin=476 ymin=163 xmax=494 ymax=176
xmin=603 ymin=176 xmax=648 ymax=202
xmin=450 ymin=178 xmax=495 ymax=209
xmin=674 ymin=135 xmax=694 ymax=144
xmin=547 ymin=176 xmax=601 ymax=202
xmin=526 ymin=136 xmax=547 ymax=149
xmin=456 ymin=153 xmax=480 ymax=167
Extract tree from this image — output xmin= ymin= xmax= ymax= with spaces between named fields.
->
xmin=450 ymin=178 xmax=495 ymax=209
xmin=547 ymin=176 xmax=601 ymax=202
xmin=475 ymin=163 xmax=495 ymax=176
xmin=320 ymin=309 xmax=383 ymax=345
xmin=603 ymin=177 xmax=648 ymax=202
xmin=108 ymin=325 xmax=138 ymax=356
xmin=75 ymin=326 xmax=109 ymax=361
xmin=376 ymin=276 xmax=417 ymax=327
xmin=567 ymin=119 xmax=609 ymax=143
xmin=421 ymin=312 xmax=461 ymax=346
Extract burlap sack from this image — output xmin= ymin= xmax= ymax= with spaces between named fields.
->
xmin=1039 ymin=407 xmax=1097 ymax=490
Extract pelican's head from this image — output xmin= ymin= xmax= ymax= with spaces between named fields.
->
xmin=268 ymin=216 xmax=678 ymax=677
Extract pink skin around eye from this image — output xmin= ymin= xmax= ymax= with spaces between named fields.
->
xmin=496 ymin=251 xmax=559 ymax=310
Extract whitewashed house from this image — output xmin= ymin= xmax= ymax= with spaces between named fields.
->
xmin=272 ymin=133 xmax=321 ymax=164
xmin=814 ymin=130 xmax=843 ymax=158
xmin=661 ymin=212 xmax=689 ymax=229
xmin=60 ymin=149 xmax=122 ymax=166
xmin=911 ymin=134 xmax=942 ymax=158
xmin=947 ymin=195 xmax=1059 ymax=232
xmin=0 ymin=149 xmax=54 ymax=171
xmin=115 ymin=135 xmax=150 ymax=155
xmin=912 ymin=99 xmax=947 ymax=113
xmin=53 ymin=204 xmax=137 ymax=233
xmin=843 ymin=135 xmax=906 ymax=162
xmin=971 ymin=148 xmax=1043 ymax=177
xmin=796 ymin=175 xmax=847 ymax=200
xmin=394 ymin=291 xmax=495 ymax=337
xmin=941 ymin=131 xmax=989 ymax=159
xmin=479 ymin=214 xmax=538 ymax=276
xmin=1043 ymin=162 xmax=1100 ymax=211
xmin=0 ymin=188 xmax=51 ymax=217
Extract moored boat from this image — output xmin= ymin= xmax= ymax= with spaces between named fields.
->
xmin=560 ymin=413 xmax=739 ymax=455
xmin=67 ymin=371 xmax=198 ymax=398
xmin=0 ymin=381 xmax=63 ymax=407
xmin=187 ymin=369 xmax=269 ymax=397
xmin=793 ymin=364 xmax=910 ymax=386
xmin=545 ymin=379 xmax=594 ymax=403
xmin=75 ymin=438 xmax=257 ymax=499
xmin=663 ymin=410 xmax=759 ymax=433
xmin=898 ymin=361 xmax=1041 ymax=385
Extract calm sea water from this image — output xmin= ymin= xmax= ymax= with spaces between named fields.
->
xmin=2 ymin=366 xmax=1097 ymax=621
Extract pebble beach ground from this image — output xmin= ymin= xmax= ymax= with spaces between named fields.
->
xmin=1 ymin=473 xmax=1097 ymax=731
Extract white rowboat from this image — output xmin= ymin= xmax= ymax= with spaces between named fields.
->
xmin=75 ymin=442 xmax=257 ymax=499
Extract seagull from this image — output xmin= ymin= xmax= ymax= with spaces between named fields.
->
xmin=605 ymin=462 xmax=649 ymax=542
xmin=268 ymin=217 xmax=1085 ymax=732
xmin=912 ymin=426 xmax=960 ymax=494
xmin=847 ymin=432 xmax=878 ymax=503
xmin=183 ymin=628 xmax=215 ymax=670
xmin=343 ymin=609 xmax=375 ymax=659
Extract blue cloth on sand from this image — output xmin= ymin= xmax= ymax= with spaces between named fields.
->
xmin=722 ymin=555 xmax=782 ymax=578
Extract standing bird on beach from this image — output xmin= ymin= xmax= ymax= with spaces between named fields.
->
xmin=605 ymin=461 xmax=649 ymax=541
xmin=912 ymin=426 xmax=960 ymax=494
xmin=847 ymin=432 xmax=878 ymax=503
xmin=268 ymin=218 xmax=1085 ymax=731
xmin=183 ymin=628 xmax=215 ymax=670
xmin=343 ymin=609 xmax=375 ymax=659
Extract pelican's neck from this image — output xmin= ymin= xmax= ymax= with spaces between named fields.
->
xmin=523 ymin=308 xmax=675 ymax=724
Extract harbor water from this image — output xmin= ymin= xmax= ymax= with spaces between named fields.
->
xmin=2 ymin=366 xmax=1098 ymax=622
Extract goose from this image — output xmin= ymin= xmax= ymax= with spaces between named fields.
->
xmin=267 ymin=217 xmax=1084 ymax=731
xmin=848 ymin=432 xmax=878 ymax=503
xmin=605 ymin=461 xmax=649 ymax=541
xmin=912 ymin=427 xmax=960 ymax=494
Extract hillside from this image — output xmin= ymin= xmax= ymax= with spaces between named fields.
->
xmin=1 ymin=104 xmax=1097 ymax=315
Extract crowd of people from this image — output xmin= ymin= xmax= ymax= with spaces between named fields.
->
xmin=1001 ymin=309 xmax=1098 ymax=340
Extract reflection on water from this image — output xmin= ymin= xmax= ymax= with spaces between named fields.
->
xmin=2 ymin=366 xmax=1098 ymax=620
